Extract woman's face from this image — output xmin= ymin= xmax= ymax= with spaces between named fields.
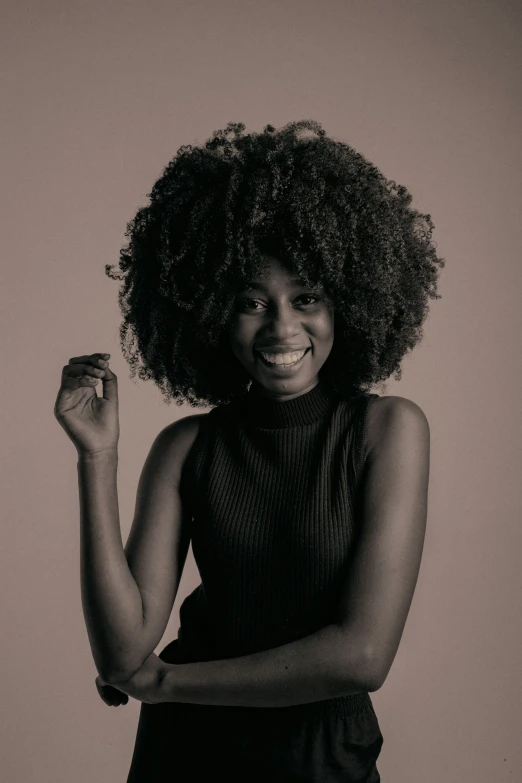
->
xmin=229 ymin=256 xmax=335 ymax=401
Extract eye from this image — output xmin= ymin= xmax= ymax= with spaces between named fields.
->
xmin=297 ymin=294 xmax=321 ymax=306
xmin=235 ymin=293 xmax=322 ymax=312
xmin=237 ymin=298 xmax=264 ymax=311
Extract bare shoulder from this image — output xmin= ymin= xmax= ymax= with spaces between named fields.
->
xmin=161 ymin=411 xmax=208 ymax=443
xmin=365 ymin=395 xmax=430 ymax=461
xmin=147 ymin=412 xmax=210 ymax=483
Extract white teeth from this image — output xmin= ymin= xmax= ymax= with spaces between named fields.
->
xmin=259 ymin=350 xmax=307 ymax=365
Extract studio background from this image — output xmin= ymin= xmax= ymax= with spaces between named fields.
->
xmin=1 ymin=1 xmax=521 ymax=781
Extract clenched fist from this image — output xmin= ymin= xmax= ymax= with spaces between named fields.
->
xmin=95 ymin=676 xmax=129 ymax=707
xmin=54 ymin=352 xmax=119 ymax=456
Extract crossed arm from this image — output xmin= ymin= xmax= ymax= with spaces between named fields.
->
xmin=103 ymin=395 xmax=430 ymax=708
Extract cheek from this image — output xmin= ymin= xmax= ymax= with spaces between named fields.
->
xmin=229 ymin=319 xmax=254 ymax=357
xmin=315 ymin=310 xmax=335 ymax=341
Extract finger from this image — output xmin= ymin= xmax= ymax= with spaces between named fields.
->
xmin=62 ymin=363 xmax=106 ymax=380
xmin=68 ymin=353 xmax=110 ymax=365
xmin=60 ymin=374 xmax=100 ymax=394
xmin=99 ymin=685 xmax=128 ymax=706
xmin=61 ymin=378 xmax=99 ymax=393
xmin=101 ymin=364 xmax=118 ymax=404
xmin=96 ymin=683 xmax=117 ymax=706
xmin=111 ymin=688 xmax=128 ymax=705
xmin=96 ymin=688 xmax=112 ymax=705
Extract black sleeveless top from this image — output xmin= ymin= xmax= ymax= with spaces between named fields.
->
xmin=175 ymin=379 xmax=379 ymax=665
xmin=128 ymin=380 xmax=384 ymax=782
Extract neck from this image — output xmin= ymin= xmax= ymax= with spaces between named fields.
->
xmin=239 ymin=376 xmax=339 ymax=429
xmin=249 ymin=377 xmax=321 ymax=403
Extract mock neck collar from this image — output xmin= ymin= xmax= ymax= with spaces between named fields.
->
xmin=238 ymin=378 xmax=339 ymax=429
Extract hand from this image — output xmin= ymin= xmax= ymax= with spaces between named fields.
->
xmin=95 ymin=676 xmax=129 ymax=707
xmin=54 ymin=352 xmax=120 ymax=456
xmin=106 ymin=653 xmax=165 ymax=705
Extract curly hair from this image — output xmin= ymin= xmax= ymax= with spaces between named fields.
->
xmin=105 ymin=120 xmax=445 ymax=407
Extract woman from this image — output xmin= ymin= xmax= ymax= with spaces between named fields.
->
xmin=54 ymin=120 xmax=443 ymax=781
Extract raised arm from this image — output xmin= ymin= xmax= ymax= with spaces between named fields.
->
xmin=54 ymin=352 xmax=203 ymax=685
xmin=119 ymin=394 xmax=430 ymax=708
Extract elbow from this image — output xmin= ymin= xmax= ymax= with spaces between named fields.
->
xmin=100 ymin=666 xmax=141 ymax=687
xmin=338 ymin=645 xmax=388 ymax=694
xmin=360 ymin=669 xmax=386 ymax=693
xmin=97 ymin=657 xmax=145 ymax=687
xmin=360 ymin=648 xmax=389 ymax=692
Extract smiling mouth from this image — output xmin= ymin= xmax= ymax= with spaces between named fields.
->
xmin=255 ymin=348 xmax=311 ymax=369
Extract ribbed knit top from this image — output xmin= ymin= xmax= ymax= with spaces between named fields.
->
xmin=176 ymin=379 xmax=378 ymax=668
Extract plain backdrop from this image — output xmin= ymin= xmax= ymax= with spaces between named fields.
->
xmin=1 ymin=1 xmax=521 ymax=781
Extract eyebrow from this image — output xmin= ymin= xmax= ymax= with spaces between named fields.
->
xmin=244 ymin=278 xmax=316 ymax=290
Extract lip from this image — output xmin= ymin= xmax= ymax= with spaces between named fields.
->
xmin=255 ymin=347 xmax=310 ymax=372
xmin=256 ymin=345 xmax=310 ymax=352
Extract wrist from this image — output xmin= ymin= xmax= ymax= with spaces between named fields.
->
xmin=77 ymin=446 xmax=119 ymax=464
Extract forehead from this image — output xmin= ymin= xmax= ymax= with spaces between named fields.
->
xmin=245 ymin=256 xmax=315 ymax=289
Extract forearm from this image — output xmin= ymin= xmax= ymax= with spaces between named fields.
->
xmin=157 ymin=624 xmax=374 ymax=708
xmin=78 ymin=450 xmax=147 ymax=682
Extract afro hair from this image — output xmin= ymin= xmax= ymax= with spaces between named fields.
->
xmin=105 ymin=120 xmax=445 ymax=407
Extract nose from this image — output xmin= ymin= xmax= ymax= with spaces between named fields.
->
xmin=264 ymin=301 xmax=301 ymax=339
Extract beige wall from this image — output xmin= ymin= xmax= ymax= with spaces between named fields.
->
xmin=2 ymin=1 xmax=521 ymax=780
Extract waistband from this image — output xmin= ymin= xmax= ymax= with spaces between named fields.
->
xmin=241 ymin=691 xmax=374 ymax=719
